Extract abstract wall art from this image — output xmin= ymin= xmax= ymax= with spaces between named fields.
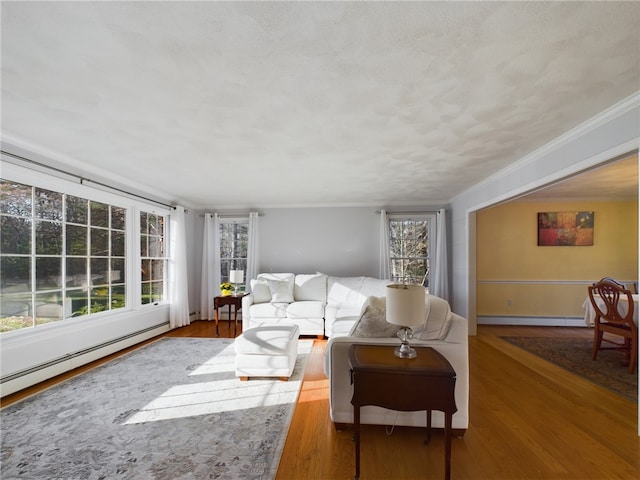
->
xmin=537 ymin=211 xmax=594 ymax=246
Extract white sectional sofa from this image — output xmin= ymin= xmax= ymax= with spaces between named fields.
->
xmin=323 ymin=294 xmax=469 ymax=435
xmin=241 ymin=273 xmax=390 ymax=338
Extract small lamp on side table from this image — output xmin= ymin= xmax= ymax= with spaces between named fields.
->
xmin=230 ymin=270 xmax=244 ymax=295
xmin=386 ymin=284 xmax=426 ymax=359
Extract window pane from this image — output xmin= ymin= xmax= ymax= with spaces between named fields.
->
xmin=36 ymin=257 xmax=62 ymax=290
xmin=140 ymin=235 xmax=148 ymax=257
xmin=148 ymin=214 xmax=159 ymax=234
xmin=35 ymin=220 xmax=62 ymax=255
xmin=66 ymin=224 xmax=87 ymax=255
xmin=90 ymin=201 xmax=109 ymax=228
xmin=1 ymin=256 xmax=31 ymax=289
xmin=90 ymin=258 xmax=109 ymax=287
xmin=111 ymin=285 xmax=125 ymax=310
xmin=34 ymin=188 xmax=63 ymax=221
xmin=66 ymin=258 xmax=87 ymax=286
xmin=68 ymin=290 xmax=88 ymax=317
xmin=111 ymin=258 xmax=125 ymax=283
xmin=151 ymin=282 xmax=163 ymax=302
xmin=66 ymin=195 xmax=88 ymax=224
xmin=111 ymin=207 xmax=126 ymax=230
xmin=0 ymin=292 xmax=33 ymax=332
xmin=1 ymin=216 xmax=31 ymax=254
xmin=111 ymin=231 xmax=125 ymax=257
xmin=35 ymin=292 xmax=63 ymax=324
xmin=151 ymin=260 xmax=164 ymax=281
xmin=141 ymin=259 xmax=151 ymax=282
xmin=90 ymin=287 xmax=109 ymax=313
xmin=148 ymin=236 xmax=163 ymax=257
xmin=140 ymin=212 xmax=148 ymax=234
xmin=1 ymin=180 xmax=32 ymax=216
xmin=141 ymin=282 xmax=151 ymax=304
xmin=91 ymin=228 xmax=109 ymax=256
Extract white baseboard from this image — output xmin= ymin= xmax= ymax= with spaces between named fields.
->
xmin=1 ymin=323 xmax=170 ymax=398
xmin=477 ymin=316 xmax=588 ymax=327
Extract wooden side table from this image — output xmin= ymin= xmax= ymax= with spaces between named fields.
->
xmin=214 ymin=294 xmax=246 ymax=336
xmin=348 ymin=344 xmax=457 ymax=480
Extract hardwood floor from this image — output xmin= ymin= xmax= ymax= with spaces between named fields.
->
xmin=3 ymin=321 xmax=639 ymax=479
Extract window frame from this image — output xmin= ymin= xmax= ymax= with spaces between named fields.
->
xmin=388 ymin=213 xmax=436 ymax=289
xmin=219 ymin=217 xmax=248 ymax=290
xmin=139 ymin=209 xmax=168 ymax=307
xmin=1 ymin=160 xmax=171 ymax=336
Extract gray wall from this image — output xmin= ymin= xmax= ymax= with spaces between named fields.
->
xmin=257 ymin=207 xmax=380 ymax=277
xmin=187 ymin=205 xmax=445 ymax=317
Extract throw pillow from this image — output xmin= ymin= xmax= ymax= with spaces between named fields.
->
xmin=250 ymin=279 xmax=271 ymax=303
xmin=352 ymin=306 xmax=399 ymax=338
xmin=267 ymin=279 xmax=294 ymax=303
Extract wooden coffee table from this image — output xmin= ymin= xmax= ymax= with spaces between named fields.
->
xmin=348 ymin=344 xmax=457 ymax=480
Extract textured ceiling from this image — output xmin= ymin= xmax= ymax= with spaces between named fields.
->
xmin=1 ymin=1 xmax=639 ymax=209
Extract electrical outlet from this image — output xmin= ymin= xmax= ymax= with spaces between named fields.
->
xmin=507 ymin=299 xmax=513 ymax=306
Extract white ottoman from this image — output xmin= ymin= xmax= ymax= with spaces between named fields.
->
xmin=234 ymin=325 xmax=300 ymax=381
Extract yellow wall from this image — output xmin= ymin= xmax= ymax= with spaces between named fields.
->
xmin=477 ymin=200 xmax=638 ymax=319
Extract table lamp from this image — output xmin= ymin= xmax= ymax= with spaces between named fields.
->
xmin=386 ymin=284 xmax=426 ymax=358
xmin=229 ymin=270 xmax=244 ymax=295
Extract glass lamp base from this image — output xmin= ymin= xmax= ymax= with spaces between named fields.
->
xmin=394 ymin=342 xmax=417 ymax=359
xmin=394 ymin=327 xmax=418 ymax=358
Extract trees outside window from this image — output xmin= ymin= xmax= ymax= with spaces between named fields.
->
xmin=140 ymin=211 xmax=166 ymax=305
xmin=0 ymin=179 xmax=127 ymax=332
xmin=219 ymin=220 xmax=248 ymax=289
xmin=388 ymin=214 xmax=435 ymax=288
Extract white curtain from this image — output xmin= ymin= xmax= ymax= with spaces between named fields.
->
xmin=200 ymin=213 xmax=220 ymax=321
xmin=169 ymin=206 xmax=190 ymax=328
xmin=378 ymin=209 xmax=390 ymax=279
xmin=431 ymin=208 xmax=449 ymax=302
xmin=246 ymin=212 xmax=260 ymax=291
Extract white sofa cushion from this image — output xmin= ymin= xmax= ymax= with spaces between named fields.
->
xmin=267 ymin=279 xmax=294 ymax=303
xmin=294 ymin=273 xmax=327 ymax=301
xmin=250 ymin=279 xmax=271 ymax=303
xmin=287 ymin=300 xmax=325 ymax=319
xmin=327 ymin=276 xmax=367 ymax=306
xmin=250 ymin=302 xmax=288 ymax=318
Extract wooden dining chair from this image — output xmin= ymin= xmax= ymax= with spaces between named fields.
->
xmin=588 ymin=277 xmax=638 ymax=373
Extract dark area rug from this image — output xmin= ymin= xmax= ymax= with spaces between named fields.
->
xmin=500 ymin=336 xmax=638 ymax=403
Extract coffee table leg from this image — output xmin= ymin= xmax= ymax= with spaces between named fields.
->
xmin=444 ymin=412 xmax=452 ymax=480
xmin=354 ymin=405 xmax=360 ymax=480
xmin=425 ymin=409 xmax=432 ymax=444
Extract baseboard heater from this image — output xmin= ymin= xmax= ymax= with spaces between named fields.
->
xmin=1 ymin=322 xmax=169 ymax=385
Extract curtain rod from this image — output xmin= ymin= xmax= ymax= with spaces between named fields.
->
xmin=1 ymin=150 xmax=176 ymax=210
xmin=201 ymin=212 xmax=264 ymax=218
xmin=375 ymin=210 xmax=439 ymax=215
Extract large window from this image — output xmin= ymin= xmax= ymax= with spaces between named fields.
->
xmin=0 ymin=179 xmax=127 ymax=332
xmin=140 ymin=211 xmax=166 ymax=305
xmin=219 ymin=219 xmax=248 ymax=288
xmin=388 ymin=214 xmax=435 ymax=288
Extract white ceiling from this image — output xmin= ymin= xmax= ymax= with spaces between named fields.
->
xmin=1 ymin=1 xmax=639 ymax=210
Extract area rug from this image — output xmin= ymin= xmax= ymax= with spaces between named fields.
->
xmin=501 ymin=336 xmax=637 ymax=402
xmin=1 ymin=337 xmax=313 ymax=480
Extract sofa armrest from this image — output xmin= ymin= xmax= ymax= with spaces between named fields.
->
xmin=241 ymin=294 xmax=254 ymax=330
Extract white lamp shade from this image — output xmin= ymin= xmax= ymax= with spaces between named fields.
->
xmin=386 ymin=284 xmax=426 ymax=327
xmin=230 ymin=270 xmax=244 ymax=284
